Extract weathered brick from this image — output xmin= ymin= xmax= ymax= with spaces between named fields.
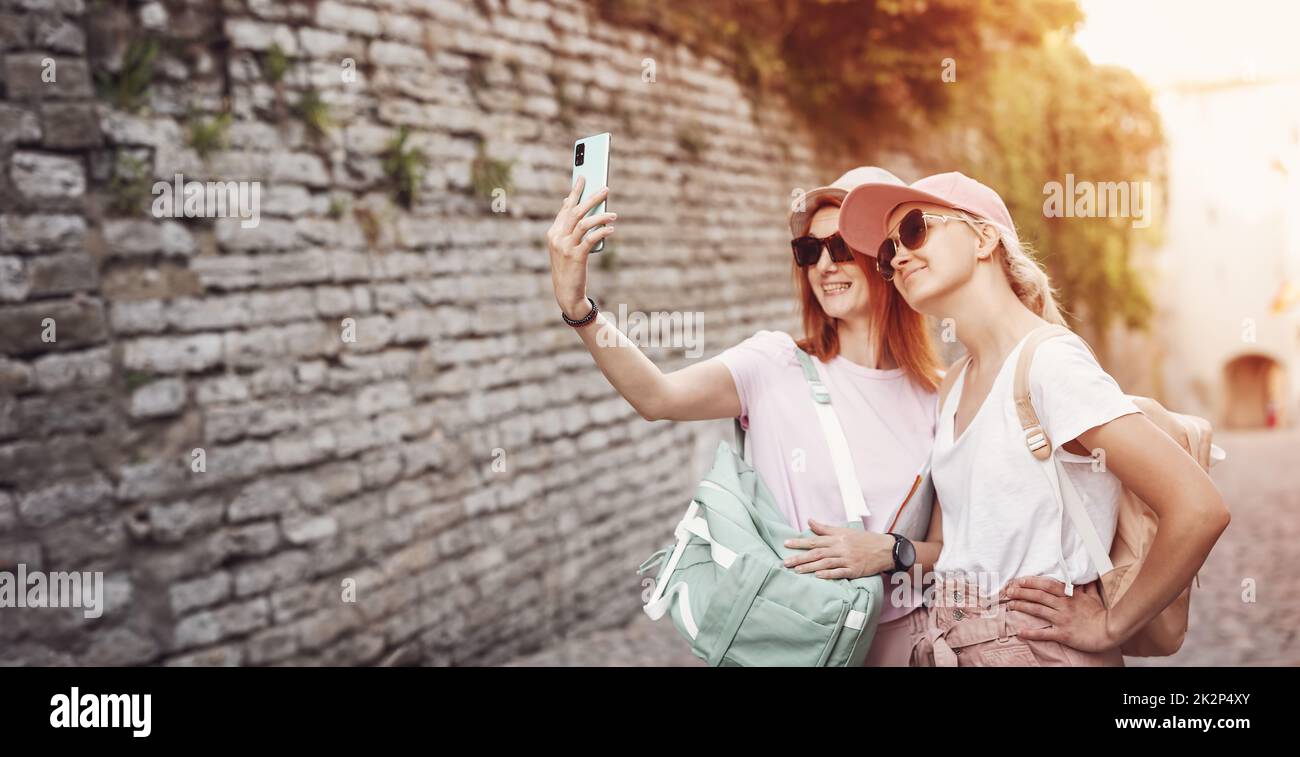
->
xmin=169 ymin=571 xmax=232 ymax=615
xmin=2 ymin=55 xmax=93 ymax=100
xmin=139 ymin=1 xmax=168 ymax=30
xmin=81 ymin=627 xmax=160 ymax=666
xmin=245 ymin=625 xmax=299 ymax=664
xmin=0 ymin=103 xmax=41 ymax=144
xmin=163 ymin=643 xmax=244 ymax=667
xmin=200 ymin=440 xmax=276 ymax=485
xmin=195 ymin=374 xmax=250 ymax=405
xmin=102 ymin=219 xmax=196 ymax=258
xmin=0 ymin=490 xmax=15 ymax=533
xmin=10 ymin=151 xmax=84 ymax=198
xmin=0 ymin=255 xmax=28 ymax=301
xmin=40 ymin=102 xmax=100 ymax=148
xmin=171 ymin=597 xmax=270 ymax=650
xmin=115 ymin=458 xmax=189 ymax=502
xmin=296 ymin=605 xmax=360 ymax=651
xmin=42 ymin=513 xmax=126 ymax=566
xmin=148 ymin=496 xmax=222 ymax=543
xmin=369 ymin=40 xmax=425 ymax=68
xmin=130 ymin=377 xmax=186 ymax=418
xmin=227 ymin=477 xmax=297 ymax=522
xmin=316 ymin=0 xmax=380 ymax=36
xmin=233 ymin=550 xmax=311 ymax=597
xmin=290 ymin=461 xmax=363 ymax=506
xmin=282 ymin=514 xmax=337 ymax=545
xmin=123 ymin=334 xmax=223 ymax=373
xmin=24 ymin=253 xmax=98 ymax=297
xmin=164 ymin=295 xmax=248 ymax=331
xmin=298 ymin=27 xmax=355 ymax=59
xmin=17 ymin=473 xmax=112 ymax=528
xmin=109 ymin=300 xmax=164 ymax=335
xmin=218 ymin=522 xmax=281 ymax=559
xmin=0 ymin=214 xmax=85 ymax=254
xmin=31 ymin=14 xmax=85 ymax=54
xmin=247 ymin=288 xmax=315 ymax=323
xmin=224 ymin=18 xmax=298 ymax=53
xmin=271 ymin=426 xmax=336 ymax=468
xmin=0 ymin=298 xmax=108 ymax=353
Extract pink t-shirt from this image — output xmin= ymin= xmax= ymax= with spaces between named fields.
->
xmin=717 ymin=330 xmax=938 ymax=623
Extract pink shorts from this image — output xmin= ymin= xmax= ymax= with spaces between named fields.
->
xmin=911 ymin=578 xmax=1125 ymax=667
xmin=863 ymin=607 xmax=928 ymax=667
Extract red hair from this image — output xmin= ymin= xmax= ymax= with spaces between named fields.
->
xmin=793 ymin=249 xmax=941 ymax=393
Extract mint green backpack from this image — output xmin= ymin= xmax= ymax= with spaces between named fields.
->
xmin=636 ymin=349 xmax=893 ymax=667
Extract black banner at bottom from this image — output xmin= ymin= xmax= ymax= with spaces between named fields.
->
xmin=0 ymin=665 xmax=1288 ymax=746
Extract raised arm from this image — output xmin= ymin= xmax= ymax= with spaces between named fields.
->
xmin=546 ymin=177 xmax=741 ymax=422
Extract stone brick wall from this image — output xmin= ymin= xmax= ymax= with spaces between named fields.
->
xmin=0 ymin=0 xmax=872 ymax=665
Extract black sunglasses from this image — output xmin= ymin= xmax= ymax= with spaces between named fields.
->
xmin=791 ymin=231 xmax=854 ymax=267
xmin=876 ymin=208 xmax=977 ymax=281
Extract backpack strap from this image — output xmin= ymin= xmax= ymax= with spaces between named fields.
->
xmin=1013 ymin=325 xmax=1083 ymax=460
xmin=794 ymin=348 xmax=870 ymax=522
xmin=1015 ymin=324 xmax=1114 ymax=597
xmin=1041 ymin=450 xmax=1117 ymax=587
xmin=641 ymin=499 xmax=740 ymax=639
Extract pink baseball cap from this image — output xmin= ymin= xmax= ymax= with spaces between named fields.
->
xmin=788 ymin=166 xmax=905 ymax=238
xmin=838 ymin=171 xmax=1016 ymax=257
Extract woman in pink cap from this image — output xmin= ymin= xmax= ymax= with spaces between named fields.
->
xmin=545 ymin=167 xmax=948 ymax=666
xmin=837 ymin=172 xmax=1229 ymax=666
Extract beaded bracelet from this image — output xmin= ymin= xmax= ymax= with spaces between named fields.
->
xmin=561 ymin=297 xmax=599 ymax=328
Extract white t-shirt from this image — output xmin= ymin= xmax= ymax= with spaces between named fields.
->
xmin=931 ymin=331 xmax=1139 ymax=596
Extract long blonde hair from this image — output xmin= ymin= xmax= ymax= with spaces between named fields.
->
xmin=952 ymin=210 xmax=1066 ymax=325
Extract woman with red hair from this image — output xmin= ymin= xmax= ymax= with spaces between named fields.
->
xmin=545 ymin=167 xmax=944 ymax=666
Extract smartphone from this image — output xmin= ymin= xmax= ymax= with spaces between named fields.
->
xmin=571 ymin=132 xmax=611 ymax=252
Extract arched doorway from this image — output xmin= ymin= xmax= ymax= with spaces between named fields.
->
xmin=1221 ymin=354 xmax=1288 ymax=429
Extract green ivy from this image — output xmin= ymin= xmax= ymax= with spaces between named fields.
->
xmin=264 ymin=42 xmax=290 ymax=84
xmin=105 ymin=152 xmax=152 ymax=216
xmin=292 ymin=88 xmax=334 ymax=138
xmin=383 ymin=127 xmax=429 ymax=209
xmin=96 ymin=38 xmax=158 ymax=112
xmin=187 ymin=111 xmax=232 ymax=161
xmin=470 ymin=145 xmax=514 ymax=202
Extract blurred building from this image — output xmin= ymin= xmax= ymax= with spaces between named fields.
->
xmin=1134 ymin=78 xmax=1300 ymax=429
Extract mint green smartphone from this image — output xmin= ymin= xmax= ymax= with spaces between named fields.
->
xmin=572 ymin=132 xmax=610 ymax=252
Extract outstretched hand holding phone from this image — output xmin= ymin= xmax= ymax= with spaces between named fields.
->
xmin=546 ymin=174 xmax=616 ymax=321
xmin=541 ymin=171 xmax=741 ymax=423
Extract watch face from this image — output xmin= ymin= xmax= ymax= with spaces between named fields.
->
xmin=898 ymin=538 xmax=916 ymax=569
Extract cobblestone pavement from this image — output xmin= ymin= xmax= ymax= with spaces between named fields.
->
xmin=503 ymin=430 xmax=1300 ymax=667
xmin=1128 ymin=430 xmax=1300 ymax=667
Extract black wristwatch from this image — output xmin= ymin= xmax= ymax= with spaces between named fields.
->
xmin=888 ymin=533 xmax=915 ymax=574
